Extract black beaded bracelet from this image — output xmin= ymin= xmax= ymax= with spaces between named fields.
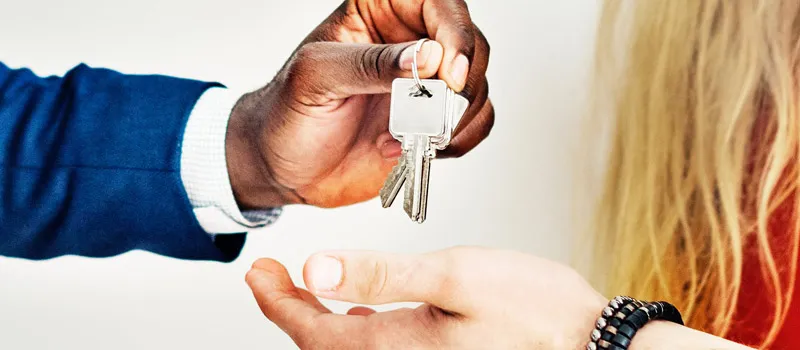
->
xmin=587 ymin=296 xmax=683 ymax=350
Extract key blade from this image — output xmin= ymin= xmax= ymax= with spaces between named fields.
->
xmin=416 ymin=152 xmax=432 ymax=223
xmin=379 ymin=155 xmax=408 ymax=208
xmin=403 ymin=135 xmax=429 ymax=222
xmin=403 ymin=147 xmax=418 ymax=219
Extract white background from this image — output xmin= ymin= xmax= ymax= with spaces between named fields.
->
xmin=0 ymin=0 xmax=600 ymax=349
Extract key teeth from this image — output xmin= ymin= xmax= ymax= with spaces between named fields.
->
xmin=380 ymin=159 xmax=407 ymax=208
xmin=402 ymin=147 xmax=416 ymax=220
xmin=379 ymin=193 xmax=393 ymax=208
xmin=379 ymin=182 xmax=398 ymax=208
xmin=403 ymin=186 xmax=414 ymax=218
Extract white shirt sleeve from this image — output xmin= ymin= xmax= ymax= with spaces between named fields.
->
xmin=180 ymin=86 xmax=282 ymax=234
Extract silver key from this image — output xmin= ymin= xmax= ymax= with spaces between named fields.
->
xmin=402 ymin=135 xmax=433 ymax=223
xmin=378 ymin=39 xmax=470 ymax=223
xmin=379 ymin=78 xmax=468 ymax=223
xmin=433 ymin=88 xmax=470 ymax=150
xmin=390 ymin=78 xmax=448 ymax=223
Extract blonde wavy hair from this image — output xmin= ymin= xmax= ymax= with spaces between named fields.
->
xmin=580 ymin=0 xmax=800 ymax=347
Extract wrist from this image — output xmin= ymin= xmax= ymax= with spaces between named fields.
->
xmin=628 ymin=321 xmax=683 ymax=350
xmin=583 ymin=297 xmax=742 ymax=350
xmin=226 ymin=91 xmax=299 ymax=209
xmin=631 ymin=321 xmax=753 ymax=350
xmin=570 ymin=295 xmax=610 ymax=349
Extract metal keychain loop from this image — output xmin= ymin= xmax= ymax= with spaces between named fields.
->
xmin=411 ymin=38 xmax=430 ymax=95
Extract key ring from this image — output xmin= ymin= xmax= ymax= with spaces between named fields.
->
xmin=411 ymin=38 xmax=432 ymax=97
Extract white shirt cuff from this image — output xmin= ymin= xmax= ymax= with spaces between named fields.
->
xmin=180 ymin=86 xmax=282 ymax=234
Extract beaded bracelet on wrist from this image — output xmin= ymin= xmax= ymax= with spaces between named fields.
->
xmin=587 ymin=296 xmax=684 ymax=350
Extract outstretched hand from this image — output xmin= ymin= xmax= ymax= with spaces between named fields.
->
xmin=245 ymin=247 xmax=607 ymax=349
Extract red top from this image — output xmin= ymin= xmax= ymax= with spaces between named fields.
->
xmin=728 ymin=198 xmax=799 ymax=348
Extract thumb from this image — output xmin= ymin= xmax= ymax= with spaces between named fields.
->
xmin=302 ymin=250 xmax=471 ymax=314
xmin=284 ymin=40 xmax=444 ymax=99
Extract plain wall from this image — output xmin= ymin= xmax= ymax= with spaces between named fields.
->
xmin=0 ymin=0 xmax=600 ymax=349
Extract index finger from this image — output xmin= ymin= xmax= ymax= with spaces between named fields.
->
xmin=391 ymin=0 xmax=476 ymax=91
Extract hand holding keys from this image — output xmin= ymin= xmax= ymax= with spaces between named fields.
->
xmin=380 ymin=39 xmax=470 ymax=223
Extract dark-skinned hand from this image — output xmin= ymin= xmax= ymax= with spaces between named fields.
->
xmin=226 ymin=0 xmax=493 ymax=209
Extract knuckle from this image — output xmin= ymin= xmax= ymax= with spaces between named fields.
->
xmin=430 ymin=247 xmax=473 ymax=287
xmin=281 ymin=44 xmax=316 ymax=89
xmin=462 ymin=70 xmax=489 ymax=104
xmin=432 ymin=0 xmax=474 ymax=56
xmin=434 ymin=271 xmax=461 ymax=300
xmin=360 ymin=258 xmax=390 ymax=302
xmin=355 ymin=44 xmax=393 ymax=81
xmin=450 ymin=10 xmax=473 ymax=30
xmin=475 ymin=26 xmax=490 ymax=56
xmin=458 ymin=32 xmax=476 ymax=59
xmin=452 ymin=22 xmax=476 ymax=57
xmin=283 ymin=42 xmax=327 ymax=82
xmin=401 ymin=254 xmax=460 ymax=300
xmin=295 ymin=42 xmax=324 ymax=62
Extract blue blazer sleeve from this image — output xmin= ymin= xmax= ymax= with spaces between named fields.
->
xmin=0 ymin=62 xmax=246 ymax=262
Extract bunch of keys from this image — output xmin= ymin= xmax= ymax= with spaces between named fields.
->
xmin=379 ymin=39 xmax=470 ymax=223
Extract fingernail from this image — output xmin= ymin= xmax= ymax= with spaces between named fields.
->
xmin=400 ymin=42 xmax=432 ymax=71
xmin=309 ymin=255 xmax=343 ymax=292
xmin=450 ymin=54 xmax=470 ymax=90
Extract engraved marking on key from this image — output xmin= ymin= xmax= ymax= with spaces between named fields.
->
xmin=409 ymin=85 xmax=433 ymax=98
